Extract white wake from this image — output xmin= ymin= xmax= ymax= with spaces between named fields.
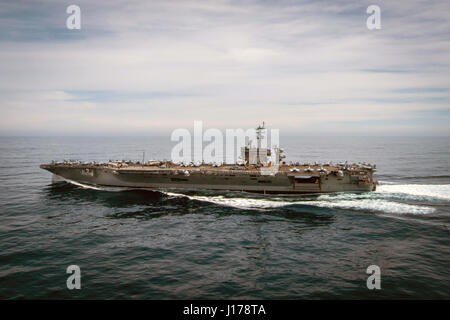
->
xmin=164 ymin=191 xmax=436 ymax=215
xmin=377 ymin=184 xmax=450 ymax=201
xmin=62 ymin=179 xmax=445 ymax=216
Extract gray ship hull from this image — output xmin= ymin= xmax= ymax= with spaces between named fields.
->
xmin=41 ymin=165 xmax=376 ymax=194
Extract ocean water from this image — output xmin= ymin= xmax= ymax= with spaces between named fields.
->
xmin=0 ymin=136 xmax=449 ymax=299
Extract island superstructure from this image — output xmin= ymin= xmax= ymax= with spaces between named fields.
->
xmin=40 ymin=124 xmax=377 ymax=194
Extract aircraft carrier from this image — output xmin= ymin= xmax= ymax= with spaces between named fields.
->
xmin=40 ymin=125 xmax=377 ymax=194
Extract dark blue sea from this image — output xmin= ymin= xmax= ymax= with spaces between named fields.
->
xmin=1 ymin=136 xmax=449 ymax=299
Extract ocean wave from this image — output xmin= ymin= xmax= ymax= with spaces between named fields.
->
xmin=377 ymin=184 xmax=450 ymax=201
xmin=64 ymin=179 xmax=130 ymax=192
xmin=304 ymin=199 xmax=435 ymax=215
xmin=315 ymin=184 xmax=450 ymax=202
xmin=377 ymin=180 xmax=398 ymax=185
xmin=396 ymin=175 xmax=450 ymax=181
xmin=62 ymin=180 xmax=443 ymax=215
xmin=164 ymin=192 xmax=435 ymax=215
xmin=164 ymin=192 xmax=288 ymax=210
xmin=65 ymin=179 xmax=103 ymax=190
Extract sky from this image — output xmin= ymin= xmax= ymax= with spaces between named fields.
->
xmin=0 ymin=0 xmax=449 ymax=136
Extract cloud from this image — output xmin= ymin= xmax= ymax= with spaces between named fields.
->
xmin=0 ymin=0 xmax=449 ymax=135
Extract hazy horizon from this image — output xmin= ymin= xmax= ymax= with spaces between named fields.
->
xmin=1 ymin=132 xmax=449 ymax=138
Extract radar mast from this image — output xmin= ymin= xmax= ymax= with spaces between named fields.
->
xmin=256 ymin=122 xmax=265 ymax=165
